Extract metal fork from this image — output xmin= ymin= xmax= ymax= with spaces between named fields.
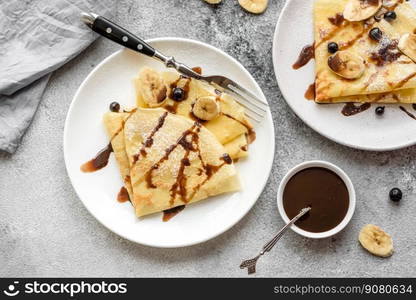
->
xmin=240 ymin=207 xmax=311 ymax=275
xmin=81 ymin=12 xmax=268 ymax=124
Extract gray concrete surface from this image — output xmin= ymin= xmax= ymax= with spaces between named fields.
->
xmin=1 ymin=0 xmax=415 ymax=277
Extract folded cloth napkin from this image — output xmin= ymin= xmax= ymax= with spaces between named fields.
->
xmin=0 ymin=0 xmax=116 ymax=153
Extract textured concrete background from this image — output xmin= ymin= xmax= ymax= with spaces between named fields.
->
xmin=1 ymin=0 xmax=415 ymax=277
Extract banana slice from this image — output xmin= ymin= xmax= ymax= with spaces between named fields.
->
xmin=192 ymin=96 xmax=220 ymax=121
xmin=359 ymin=224 xmax=393 ymax=257
xmin=204 ymin=0 xmax=221 ymax=4
xmin=328 ymin=51 xmax=365 ymax=79
xmin=398 ymin=33 xmax=416 ymax=63
xmin=136 ymin=68 xmax=167 ymax=107
xmin=238 ymin=0 xmax=268 ymax=14
xmin=343 ymin=0 xmax=382 ymax=22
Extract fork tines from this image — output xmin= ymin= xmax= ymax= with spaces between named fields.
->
xmin=224 ymin=82 xmax=268 ymax=125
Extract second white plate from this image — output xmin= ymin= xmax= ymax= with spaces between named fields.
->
xmin=64 ymin=38 xmax=275 ymax=248
xmin=273 ymin=0 xmax=416 ymax=151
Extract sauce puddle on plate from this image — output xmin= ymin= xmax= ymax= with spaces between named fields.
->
xmin=283 ymin=167 xmax=349 ymax=233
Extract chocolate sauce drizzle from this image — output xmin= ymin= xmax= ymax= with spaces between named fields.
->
xmin=80 ymin=143 xmax=113 ymax=172
xmin=328 ymin=13 xmax=344 ymax=26
xmin=370 ymin=39 xmax=401 ymax=66
xmin=81 ymin=108 xmax=137 ymax=173
xmin=399 ymin=106 xmax=416 ymax=120
xmin=133 ymin=112 xmax=168 ymax=163
xmin=163 ymin=205 xmax=185 ymax=222
xmin=166 ymin=76 xmax=191 ymax=113
xmin=139 ymin=121 xmax=232 ymax=206
xmin=117 ymin=186 xmax=130 ymax=203
xmin=305 ymin=83 xmax=316 ymax=100
xmin=341 ymin=103 xmax=371 ymax=116
xmin=222 ymin=113 xmax=256 ymax=144
xmin=292 ymin=44 xmax=315 ymax=69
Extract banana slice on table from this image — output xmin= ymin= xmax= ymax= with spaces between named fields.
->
xmin=328 ymin=51 xmax=365 ymax=79
xmin=239 ymin=0 xmax=268 ymax=14
xmin=204 ymin=0 xmax=222 ymax=4
xmin=192 ymin=96 xmax=220 ymax=121
xmin=343 ymin=0 xmax=382 ymax=22
xmin=359 ymin=224 xmax=394 ymax=257
xmin=398 ymin=33 xmax=416 ymax=63
xmin=136 ymin=68 xmax=167 ymax=107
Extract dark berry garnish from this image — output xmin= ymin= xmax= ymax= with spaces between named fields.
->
xmin=327 ymin=42 xmax=339 ymax=54
xmin=389 ymin=188 xmax=402 ymax=202
xmin=375 ymin=106 xmax=385 ymax=115
xmin=109 ymin=101 xmax=120 ymax=112
xmin=384 ymin=11 xmax=397 ymax=21
xmin=172 ymin=88 xmax=185 ymax=101
xmin=369 ymin=28 xmax=383 ymax=41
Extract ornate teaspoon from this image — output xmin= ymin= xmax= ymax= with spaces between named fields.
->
xmin=240 ymin=207 xmax=311 ymax=275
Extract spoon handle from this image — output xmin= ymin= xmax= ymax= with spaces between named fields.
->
xmin=240 ymin=207 xmax=311 ymax=275
xmin=262 ymin=207 xmax=311 ymax=253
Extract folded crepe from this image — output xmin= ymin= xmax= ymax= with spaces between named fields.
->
xmin=314 ymin=0 xmax=416 ymax=102
xmin=103 ymin=108 xmax=240 ymax=217
xmin=103 ymin=111 xmax=134 ymax=200
xmin=134 ymin=68 xmax=254 ymax=160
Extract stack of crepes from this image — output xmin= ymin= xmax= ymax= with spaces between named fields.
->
xmin=102 ymin=67 xmax=255 ymax=218
xmin=314 ymin=0 xmax=416 ymax=103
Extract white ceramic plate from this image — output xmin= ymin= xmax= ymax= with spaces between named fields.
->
xmin=64 ymin=38 xmax=274 ymax=248
xmin=273 ymin=0 xmax=416 ymax=151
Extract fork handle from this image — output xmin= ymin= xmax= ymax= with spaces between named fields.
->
xmin=81 ymin=12 xmax=201 ymax=79
xmin=82 ymin=13 xmax=155 ymax=57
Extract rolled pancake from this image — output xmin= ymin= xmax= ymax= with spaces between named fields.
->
xmin=314 ymin=0 xmax=416 ymax=102
xmin=123 ymin=108 xmax=240 ymax=217
xmin=323 ymin=88 xmax=416 ymax=103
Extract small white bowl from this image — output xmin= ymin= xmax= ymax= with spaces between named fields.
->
xmin=276 ymin=160 xmax=356 ymax=239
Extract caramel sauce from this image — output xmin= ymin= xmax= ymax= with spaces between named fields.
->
xmin=341 ymin=103 xmax=371 ymax=116
xmin=292 ymin=44 xmax=315 ymax=69
xmin=305 ymin=83 xmax=316 ymax=100
xmin=117 ymin=186 xmax=130 ymax=203
xmin=328 ymin=13 xmax=344 ymax=26
xmin=80 ymin=143 xmax=113 ymax=172
xmin=283 ymin=167 xmax=349 ymax=233
xmin=399 ymin=106 xmax=416 ymax=120
xmin=163 ymin=205 xmax=185 ymax=222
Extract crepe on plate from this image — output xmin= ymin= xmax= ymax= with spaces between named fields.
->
xmin=104 ymin=108 xmax=240 ymax=217
xmin=314 ymin=0 xmax=416 ymax=103
xmin=134 ymin=68 xmax=255 ymax=160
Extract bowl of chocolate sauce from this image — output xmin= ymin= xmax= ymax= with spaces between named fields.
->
xmin=277 ymin=161 xmax=355 ymax=239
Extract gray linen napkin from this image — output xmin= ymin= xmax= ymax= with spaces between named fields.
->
xmin=0 ymin=0 xmax=116 ymax=153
